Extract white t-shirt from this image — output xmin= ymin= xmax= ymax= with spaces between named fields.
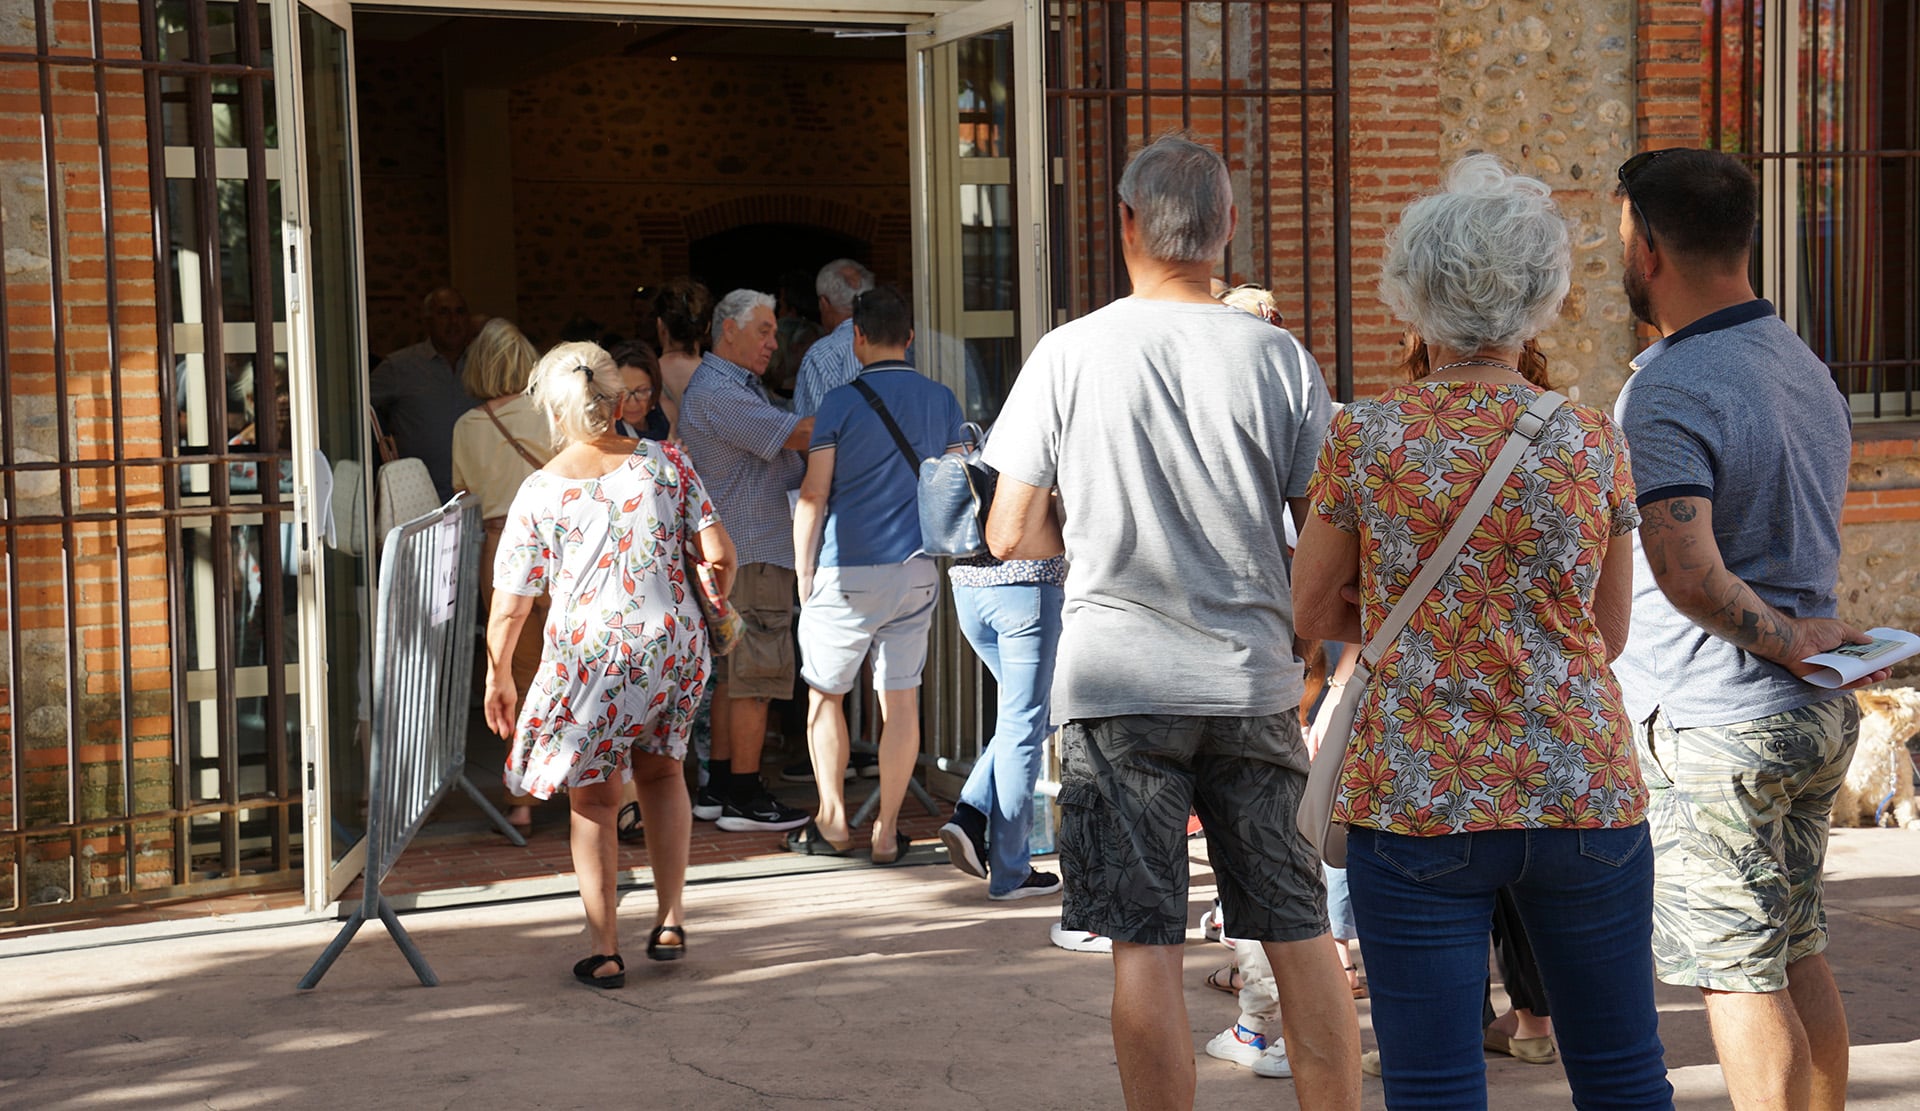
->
xmin=984 ymin=297 xmax=1332 ymax=723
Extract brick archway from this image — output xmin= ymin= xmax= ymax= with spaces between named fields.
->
xmin=680 ymin=194 xmax=882 ymax=247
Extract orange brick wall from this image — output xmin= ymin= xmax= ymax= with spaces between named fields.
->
xmin=1 ymin=0 xmax=177 ymax=911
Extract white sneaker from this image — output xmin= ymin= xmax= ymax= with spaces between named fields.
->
xmin=1203 ymin=1022 xmax=1268 ymax=1067
xmin=1048 ymin=922 xmax=1112 ymax=953
xmin=1200 ymin=899 xmax=1224 ymax=944
xmin=1252 ymin=1040 xmax=1293 ymax=1078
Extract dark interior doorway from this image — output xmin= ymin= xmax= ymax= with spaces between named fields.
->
xmin=689 ymin=223 xmax=871 ymax=302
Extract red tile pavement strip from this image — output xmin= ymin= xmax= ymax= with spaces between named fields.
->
xmin=357 ymin=808 xmax=954 ymax=899
xmin=4 ymin=779 xmax=961 ymax=938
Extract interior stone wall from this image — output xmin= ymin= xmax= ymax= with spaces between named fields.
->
xmin=505 ymin=54 xmax=913 ymax=347
xmin=1433 ymin=0 xmax=1639 ymax=409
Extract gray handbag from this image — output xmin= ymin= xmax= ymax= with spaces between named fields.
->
xmin=1298 ymin=390 xmax=1567 ymax=867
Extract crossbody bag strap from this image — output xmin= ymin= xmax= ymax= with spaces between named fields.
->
xmin=851 ymin=378 xmax=920 ymax=476
xmin=482 ymin=401 xmax=546 ymax=469
xmin=1357 ymin=390 xmax=1567 ymax=671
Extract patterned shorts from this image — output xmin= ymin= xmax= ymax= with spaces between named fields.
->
xmin=1637 ymin=697 xmax=1860 ymax=992
xmin=1057 ymin=713 xmax=1329 ymax=946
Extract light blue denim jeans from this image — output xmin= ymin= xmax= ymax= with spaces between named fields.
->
xmin=953 ymin=581 xmax=1064 ymax=896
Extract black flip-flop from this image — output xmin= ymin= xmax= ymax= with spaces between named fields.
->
xmin=871 ymin=831 xmax=912 ymax=866
xmin=616 ymin=801 xmax=644 ymax=844
xmin=784 ymin=820 xmax=856 ymax=857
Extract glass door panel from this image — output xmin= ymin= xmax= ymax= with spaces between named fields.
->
xmin=292 ymin=0 xmax=374 ymax=903
xmin=911 ymin=3 xmax=1043 ymax=424
xmin=909 ymin=0 xmax=1047 ymax=771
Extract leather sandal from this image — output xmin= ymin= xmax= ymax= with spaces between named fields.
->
xmin=647 ymin=924 xmax=686 ymax=962
xmin=616 ymin=801 xmax=644 ymax=844
xmin=870 ymin=830 xmax=912 ymax=866
xmin=572 ymin=953 xmax=625 ymax=989
xmin=1205 ymin=965 xmax=1243 ymax=994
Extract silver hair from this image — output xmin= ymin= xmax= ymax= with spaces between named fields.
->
xmin=1380 ymin=154 xmax=1572 ymax=352
xmin=814 ymin=258 xmax=875 ymax=313
xmin=1115 ymin=136 xmax=1234 ymax=263
xmin=525 ymin=341 xmax=617 ymax=449
xmin=709 ymin=288 xmax=776 ymax=348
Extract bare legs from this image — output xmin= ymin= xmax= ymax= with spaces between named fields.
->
xmin=806 ymin=688 xmax=853 ymax=843
xmin=1703 ymin=954 xmax=1848 ymax=1111
xmin=1107 ymin=934 xmax=1358 ymax=1111
xmin=721 ymin=683 xmax=772 ymax=783
xmin=1111 ymin=942 xmax=1197 ymax=1111
xmin=872 ymin=687 xmax=920 ymax=855
xmin=805 ymin=686 xmax=919 ymax=857
xmin=631 ymin=751 xmax=689 ymax=932
xmin=568 ymin=779 xmax=623 ymax=978
xmin=566 ymin=752 xmax=695 ymax=979
xmin=1263 ymin=934 xmax=1363 ymax=1111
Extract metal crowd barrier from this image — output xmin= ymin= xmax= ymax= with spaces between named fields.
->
xmin=299 ymin=494 xmax=519 ymax=989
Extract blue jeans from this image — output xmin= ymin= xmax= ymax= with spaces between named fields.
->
xmin=953 ymin=582 xmax=1063 ymax=897
xmin=1347 ymin=825 xmax=1672 ymax=1111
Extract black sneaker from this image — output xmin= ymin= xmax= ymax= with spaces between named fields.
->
xmin=849 ymin=751 xmax=880 ymax=778
xmin=937 ymin=803 xmax=990 ymax=880
xmin=715 ymin=788 xmax=810 ymax=832
xmin=691 ymin=785 xmax=725 ymax=822
xmin=989 ymin=869 xmax=1062 ymax=901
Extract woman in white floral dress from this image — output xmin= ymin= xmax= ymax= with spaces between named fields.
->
xmin=483 ymin=341 xmax=735 ymax=989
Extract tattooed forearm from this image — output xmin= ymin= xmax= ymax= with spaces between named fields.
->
xmin=1640 ymin=495 xmax=1803 ymax=665
xmin=1701 ymin=570 xmax=1795 ymax=659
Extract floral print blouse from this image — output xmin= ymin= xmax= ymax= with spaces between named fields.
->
xmin=1307 ymin=381 xmax=1645 ymax=834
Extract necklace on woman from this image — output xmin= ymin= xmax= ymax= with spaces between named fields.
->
xmin=1432 ymin=357 xmax=1515 ymax=374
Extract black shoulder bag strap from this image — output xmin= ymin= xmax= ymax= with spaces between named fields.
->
xmin=850 ymin=378 xmax=920 ymax=476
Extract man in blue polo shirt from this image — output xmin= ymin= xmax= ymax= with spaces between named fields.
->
xmin=786 ymin=285 xmax=965 ymax=864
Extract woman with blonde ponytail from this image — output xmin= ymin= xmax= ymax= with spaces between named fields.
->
xmin=484 ymin=341 xmax=735 ymax=987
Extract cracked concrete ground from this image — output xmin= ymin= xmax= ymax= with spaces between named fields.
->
xmin=1 ymin=827 xmax=1916 ymax=1109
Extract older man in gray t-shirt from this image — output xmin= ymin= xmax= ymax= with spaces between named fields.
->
xmin=984 ymin=137 xmax=1358 ymax=1111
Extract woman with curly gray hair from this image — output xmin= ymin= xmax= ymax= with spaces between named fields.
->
xmin=484 ymin=341 xmax=735 ymax=987
xmin=1292 ymin=156 xmax=1669 ymax=1107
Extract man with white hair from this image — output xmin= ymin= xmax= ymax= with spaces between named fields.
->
xmin=791 ymin=258 xmax=876 ymax=418
xmin=677 ymin=289 xmax=814 ymax=833
xmin=984 ymin=136 xmax=1360 ymax=1110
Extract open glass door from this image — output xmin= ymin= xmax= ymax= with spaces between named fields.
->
xmin=282 ymin=0 xmax=374 ymax=906
xmin=908 ymin=0 xmax=1047 ymax=772
xmin=909 ymin=0 xmax=1048 ymax=421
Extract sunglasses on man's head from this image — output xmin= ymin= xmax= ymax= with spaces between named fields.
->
xmin=1616 ymin=149 xmax=1678 ymax=247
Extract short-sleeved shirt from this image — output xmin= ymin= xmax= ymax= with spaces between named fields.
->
xmin=676 ymin=352 xmax=805 ymax=569
xmin=370 ymin=339 xmax=476 ymax=501
xmin=983 ymin=297 xmax=1333 ymax=723
xmin=1613 ymin=300 xmax=1854 ymax=728
xmin=810 ymin=361 xmax=966 ymax=567
xmin=793 ymin=319 xmax=861 ymax=418
xmin=1308 ymin=381 xmax=1645 ymax=834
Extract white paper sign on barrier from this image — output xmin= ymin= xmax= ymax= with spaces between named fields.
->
xmin=430 ymin=514 xmax=460 ymax=626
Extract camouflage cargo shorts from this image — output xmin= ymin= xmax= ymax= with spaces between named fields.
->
xmin=1057 ymin=713 xmax=1329 ymax=947
xmin=1636 ymin=697 xmax=1860 ymax=992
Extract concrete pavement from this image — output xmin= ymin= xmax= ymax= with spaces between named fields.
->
xmin=2 ymin=827 xmax=1917 ymax=1109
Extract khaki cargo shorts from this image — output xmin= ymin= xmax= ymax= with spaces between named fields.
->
xmin=713 ymin=562 xmax=796 ymax=701
xmin=1636 ymin=697 xmax=1860 ymax=992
